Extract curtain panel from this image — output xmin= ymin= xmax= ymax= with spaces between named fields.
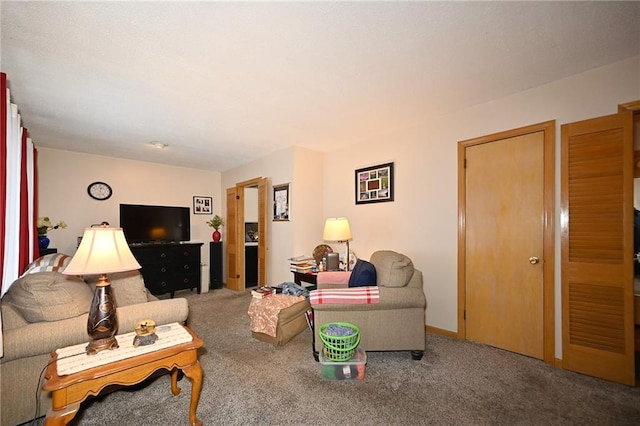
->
xmin=1 ymin=72 xmax=38 ymax=297
xmin=1 ymin=73 xmax=39 ymax=357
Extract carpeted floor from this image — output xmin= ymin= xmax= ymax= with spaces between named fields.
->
xmin=27 ymin=288 xmax=640 ymax=425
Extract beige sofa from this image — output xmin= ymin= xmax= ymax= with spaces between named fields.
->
xmin=0 ymin=269 xmax=189 ymax=426
xmin=311 ymin=250 xmax=426 ymax=360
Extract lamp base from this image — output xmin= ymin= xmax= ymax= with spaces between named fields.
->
xmin=86 ymin=336 xmax=119 ymax=355
xmin=346 ymin=241 xmax=350 ymax=271
xmin=86 ymin=273 xmax=119 ymax=355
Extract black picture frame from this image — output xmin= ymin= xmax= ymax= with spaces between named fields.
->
xmin=273 ymin=183 xmax=290 ymax=221
xmin=193 ymin=196 xmax=212 ymax=215
xmin=355 ymin=162 xmax=394 ymax=205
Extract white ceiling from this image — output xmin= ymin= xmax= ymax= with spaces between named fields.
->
xmin=1 ymin=1 xmax=639 ymax=172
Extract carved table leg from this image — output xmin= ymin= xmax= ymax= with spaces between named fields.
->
xmin=182 ymin=361 xmax=204 ymax=426
xmin=171 ymin=368 xmax=181 ymax=396
xmin=45 ymin=402 xmax=81 ymax=426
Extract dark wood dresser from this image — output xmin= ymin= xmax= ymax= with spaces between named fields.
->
xmin=129 ymin=242 xmax=203 ymax=297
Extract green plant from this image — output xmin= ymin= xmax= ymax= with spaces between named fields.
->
xmin=37 ymin=217 xmax=67 ymax=235
xmin=206 ymin=215 xmax=224 ymax=230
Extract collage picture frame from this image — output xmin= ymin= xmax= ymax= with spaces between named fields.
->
xmin=193 ymin=196 xmax=212 ymax=214
xmin=355 ymin=162 xmax=394 ymax=205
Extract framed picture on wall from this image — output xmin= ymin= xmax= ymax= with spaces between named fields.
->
xmin=355 ymin=162 xmax=394 ymax=205
xmin=193 ymin=196 xmax=212 ymax=214
xmin=273 ymin=183 xmax=290 ymax=221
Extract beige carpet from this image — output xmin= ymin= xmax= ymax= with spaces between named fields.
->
xmin=26 ymin=288 xmax=640 ymax=425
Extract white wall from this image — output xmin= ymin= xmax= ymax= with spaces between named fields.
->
xmin=322 ymin=55 xmax=640 ymax=358
xmin=245 ymin=188 xmax=258 ymax=222
xmin=221 ymin=146 xmax=324 ymax=286
xmin=291 ymin=147 xmax=325 ymax=265
xmin=222 ymin=147 xmax=294 ymax=285
xmin=37 ymin=148 xmax=221 ymax=291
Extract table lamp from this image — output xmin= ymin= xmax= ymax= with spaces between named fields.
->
xmin=323 ymin=217 xmax=353 ymax=271
xmin=63 ymin=223 xmax=141 ymax=355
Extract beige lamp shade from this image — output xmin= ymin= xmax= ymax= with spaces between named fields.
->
xmin=63 ymin=227 xmax=141 ymax=275
xmin=323 ymin=217 xmax=352 ymax=242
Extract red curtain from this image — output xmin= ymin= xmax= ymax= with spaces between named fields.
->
xmin=1 ymin=72 xmax=38 ymax=295
xmin=19 ymin=128 xmax=30 ymax=270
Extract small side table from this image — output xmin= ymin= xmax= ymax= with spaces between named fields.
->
xmin=42 ymin=325 xmax=204 ymax=426
xmin=292 ymin=271 xmax=317 ymax=286
xmin=40 ymin=248 xmax=58 ymax=256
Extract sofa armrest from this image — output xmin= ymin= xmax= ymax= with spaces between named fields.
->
xmin=317 ymin=282 xmax=349 ymax=290
xmin=2 ymin=315 xmax=89 ymax=361
xmin=311 ymin=285 xmax=425 ymax=312
xmin=1 ymin=298 xmax=189 ymax=362
xmin=117 ymin=298 xmax=189 ymax=333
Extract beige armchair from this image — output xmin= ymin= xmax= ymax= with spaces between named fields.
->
xmin=310 ymin=250 xmax=426 ymax=360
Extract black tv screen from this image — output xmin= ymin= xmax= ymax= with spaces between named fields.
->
xmin=120 ymin=204 xmax=190 ymax=244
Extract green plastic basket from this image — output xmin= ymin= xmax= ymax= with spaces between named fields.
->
xmin=319 ymin=322 xmax=361 ymax=362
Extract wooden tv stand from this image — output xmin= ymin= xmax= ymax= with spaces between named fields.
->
xmin=129 ymin=243 xmax=203 ymax=297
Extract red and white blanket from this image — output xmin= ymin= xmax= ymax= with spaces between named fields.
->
xmin=309 ymin=287 xmax=380 ymax=305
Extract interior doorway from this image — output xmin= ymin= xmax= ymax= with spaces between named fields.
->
xmin=226 ymin=177 xmax=268 ymax=292
xmin=458 ymin=121 xmax=555 ymax=364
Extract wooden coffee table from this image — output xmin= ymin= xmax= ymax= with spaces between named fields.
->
xmin=42 ymin=324 xmax=204 ymax=426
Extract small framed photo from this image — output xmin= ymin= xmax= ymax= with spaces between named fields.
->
xmin=273 ymin=183 xmax=290 ymax=221
xmin=193 ymin=196 xmax=212 ymax=215
xmin=355 ymin=162 xmax=394 ymax=205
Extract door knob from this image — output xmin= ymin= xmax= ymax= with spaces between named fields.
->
xmin=529 ymin=256 xmax=540 ymax=265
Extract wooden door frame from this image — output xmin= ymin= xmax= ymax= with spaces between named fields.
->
xmin=457 ymin=120 xmax=556 ymax=365
xmin=229 ymin=177 xmax=268 ymax=292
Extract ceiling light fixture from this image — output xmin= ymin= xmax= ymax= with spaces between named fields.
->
xmin=150 ymin=141 xmax=168 ymax=149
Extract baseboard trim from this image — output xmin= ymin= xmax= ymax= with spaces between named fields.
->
xmin=426 ymin=325 xmax=459 ymax=339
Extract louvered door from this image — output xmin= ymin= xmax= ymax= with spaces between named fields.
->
xmin=257 ymin=178 xmax=268 ymax=286
xmin=226 ymin=186 xmax=240 ymax=291
xmin=561 ymin=111 xmax=634 ymax=385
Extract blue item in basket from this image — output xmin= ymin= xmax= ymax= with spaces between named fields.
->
xmin=323 ymin=323 xmax=355 ymax=337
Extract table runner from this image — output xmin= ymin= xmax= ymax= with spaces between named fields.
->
xmin=55 ymin=322 xmax=192 ymax=375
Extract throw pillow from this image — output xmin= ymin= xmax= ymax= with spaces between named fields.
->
xmin=369 ymin=250 xmax=414 ymax=288
xmin=21 ymin=253 xmax=71 ymax=276
xmin=85 ymin=270 xmax=149 ymax=307
xmin=348 ymin=259 xmax=377 ymax=287
xmin=5 ymin=272 xmax=94 ymax=322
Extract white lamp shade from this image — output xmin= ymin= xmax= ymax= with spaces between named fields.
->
xmin=63 ymin=227 xmax=141 ymax=275
xmin=323 ymin=218 xmax=352 ymax=242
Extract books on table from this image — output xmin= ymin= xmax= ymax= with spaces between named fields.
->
xmin=289 ymin=255 xmax=316 ymax=273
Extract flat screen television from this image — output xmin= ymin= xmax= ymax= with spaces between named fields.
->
xmin=119 ymin=204 xmax=190 ymax=244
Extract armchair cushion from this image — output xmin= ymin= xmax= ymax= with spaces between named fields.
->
xmin=370 ymin=250 xmax=415 ymax=288
xmin=4 ymin=272 xmax=93 ymax=323
xmin=348 ymin=259 xmax=377 ymax=287
xmin=85 ymin=270 xmax=149 ymax=307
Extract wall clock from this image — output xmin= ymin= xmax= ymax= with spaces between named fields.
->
xmin=87 ymin=181 xmax=113 ymax=201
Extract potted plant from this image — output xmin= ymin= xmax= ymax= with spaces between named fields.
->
xmin=37 ymin=216 xmax=67 ymax=250
xmin=206 ymin=215 xmax=224 ymax=242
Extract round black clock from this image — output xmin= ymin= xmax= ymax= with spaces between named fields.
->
xmin=87 ymin=181 xmax=113 ymax=201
